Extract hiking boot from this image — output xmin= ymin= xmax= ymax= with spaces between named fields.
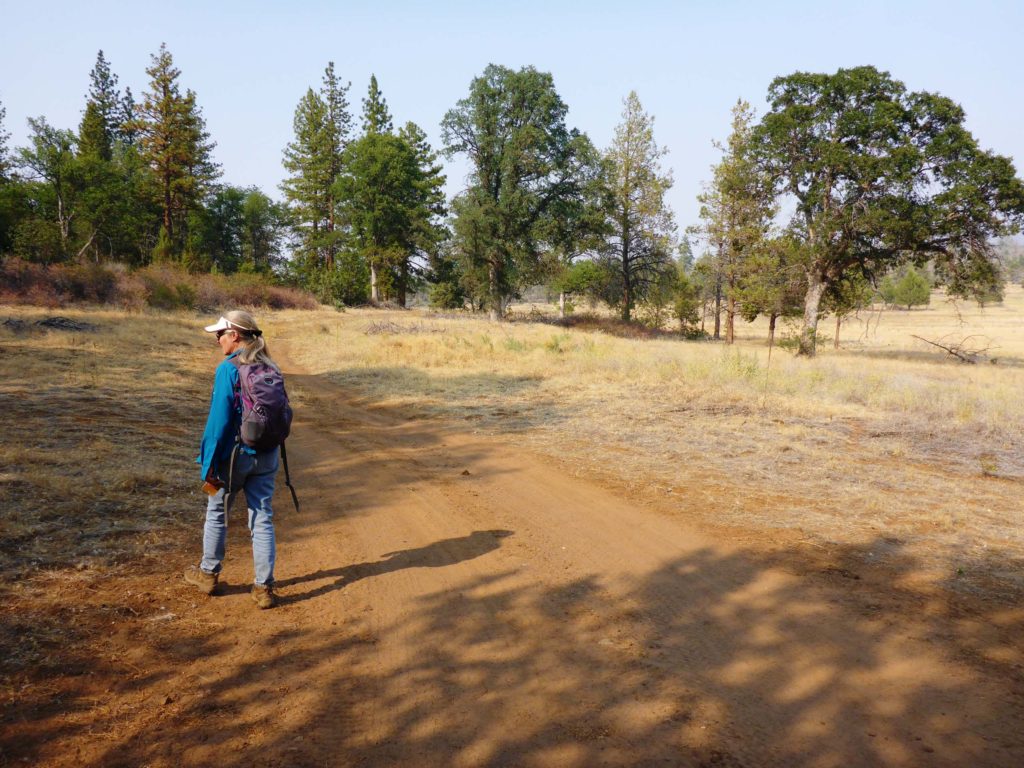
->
xmin=183 ymin=565 xmax=218 ymax=596
xmin=251 ymin=583 xmax=277 ymax=609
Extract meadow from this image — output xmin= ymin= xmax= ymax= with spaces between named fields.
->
xmin=1 ymin=286 xmax=1022 ymax=602
xmin=275 ymin=290 xmax=1024 ymax=591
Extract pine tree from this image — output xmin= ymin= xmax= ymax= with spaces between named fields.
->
xmin=119 ymin=87 xmax=138 ymax=145
xmin=336 ymin=118 xmax=448 ymax=306
xmin=397 ymin=121 xmax=448 ymax=303
xmin=281 ymin=88 xmax=332 ymax=269
xmin=133 ymin=43 xmax=219 ymax=253
xmin=78 ymin=51 xmax=121 ymax=161
xmin=603 ymin=91 xmax=676 ymax=322
xmin=694 ymin=100 xmax=776 ymax=343
xmin=322 ymin=62 xmax=351 ymax=264
xmin=240 ymin=188 xmax=286 ymax=274
xmin=362 ymin=75 xmax=393 ymax=135
xmin=0 ymin=97 xmax=11 ymax=180
xmin=281 ymin=63 xmax=351 ymax=272
xmin=892 ymin=267 xmax=931 ymax=310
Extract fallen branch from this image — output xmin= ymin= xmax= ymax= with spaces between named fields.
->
xmin=911 ymin=334 xmax=995 ymax=363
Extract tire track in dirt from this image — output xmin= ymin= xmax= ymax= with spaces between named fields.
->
xmin=38 ymin=342 xmax=1024 ymax=768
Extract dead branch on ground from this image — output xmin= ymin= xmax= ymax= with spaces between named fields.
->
xmin=911 ymin=334 xmax=996 ymax=363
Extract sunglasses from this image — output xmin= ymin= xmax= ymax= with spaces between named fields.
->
xmin=216 ymin=329 xmax=235 ymax=340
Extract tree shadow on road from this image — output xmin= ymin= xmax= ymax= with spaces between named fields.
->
xmin=74 ymin=536 xmax=1024 ymax=768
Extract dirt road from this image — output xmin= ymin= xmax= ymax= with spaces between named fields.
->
xmin=16 ymin=345 xmax=1024 ymax=767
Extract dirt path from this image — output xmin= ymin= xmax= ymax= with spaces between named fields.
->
xmin=16 ymin=344 xmax=1024 ymax=767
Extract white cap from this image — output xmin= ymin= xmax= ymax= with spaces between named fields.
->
xmin=203 ymin=316 xmax=237 ymax=333
xmin=204 ymin=316 xmax=262 ymax=336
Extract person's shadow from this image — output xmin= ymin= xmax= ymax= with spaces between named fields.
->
xmin=266 ymin=529 xmax=515 ymax=605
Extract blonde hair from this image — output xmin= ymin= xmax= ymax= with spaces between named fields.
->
xmin=225 ymin=310 xmax=279 ymax=370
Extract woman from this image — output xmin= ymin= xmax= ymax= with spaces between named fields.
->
xmin=184 ymin=310 xmax=280 ymax=609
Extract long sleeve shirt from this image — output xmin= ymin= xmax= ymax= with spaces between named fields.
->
xmin=196 ymin=352 xmax=253 ymax=480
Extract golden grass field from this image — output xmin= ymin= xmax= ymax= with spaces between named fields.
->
xmin=1 ymin=287 xmax=1022 ymax=596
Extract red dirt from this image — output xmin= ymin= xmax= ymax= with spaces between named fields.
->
xmin=5 ymin=344 xmax=1024 ymax=767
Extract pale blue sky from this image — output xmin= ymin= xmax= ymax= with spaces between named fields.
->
xmin=1 ymin=0 xmax=1021 ymax=234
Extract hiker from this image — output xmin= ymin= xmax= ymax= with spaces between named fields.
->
xmin=184 ymin=310 xmax=290 ymax=609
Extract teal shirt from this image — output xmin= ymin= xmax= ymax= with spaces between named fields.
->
xmin=196 ymin=352 xmax=254 ymax=480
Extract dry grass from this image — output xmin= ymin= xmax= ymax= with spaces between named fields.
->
xmin=275 ymin=289 xmax=1024 ymax=591
xmin=0 ymin=306 xmax=218 ymax=578
xmin=2 ymin=291 xmax=1022 ymax=600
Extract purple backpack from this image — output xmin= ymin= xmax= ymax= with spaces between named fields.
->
xmin=230 ymin=359 xmax=292 ymax=451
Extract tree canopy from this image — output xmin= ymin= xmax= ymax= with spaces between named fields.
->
xmin=755 ymin=65 xmax=1024 ymax=355
xmin=442 ymin=64 xmax=599 ymax=319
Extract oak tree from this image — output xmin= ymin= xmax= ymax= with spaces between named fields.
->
xmin=755 ymin=66 xmax=1024 ymax=355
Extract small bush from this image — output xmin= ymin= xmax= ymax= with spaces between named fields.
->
xmin=428 ymin=281 xmax=465 ymax=310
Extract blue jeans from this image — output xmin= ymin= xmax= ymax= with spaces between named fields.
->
xmin=200 ymin=448 xmax=278 ymax=586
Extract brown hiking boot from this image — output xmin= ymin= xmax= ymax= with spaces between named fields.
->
xmin=183 ymin=565 xmax=218 ymax=596
xmin=251 ymin=583 xmax=277 ymax=609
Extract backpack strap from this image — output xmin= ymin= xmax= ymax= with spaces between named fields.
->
xmin=280 ymin=441 xmax=300 ymax=513
xmin=222 ymin=441 xmax=242 ymax=521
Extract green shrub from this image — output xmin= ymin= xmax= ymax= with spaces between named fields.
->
xmin=428 ymin=281 xmax=465 ymax=310
xmin=892 ymin=267 xmax=931 ymax=309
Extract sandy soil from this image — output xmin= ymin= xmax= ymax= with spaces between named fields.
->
xmin=6 ymin=342 xmax=1024 ymax=768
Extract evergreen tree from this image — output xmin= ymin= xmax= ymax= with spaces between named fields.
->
xmin=396 ymin=121 xmax=448 ymax=304
xmin=694 ymin=100 xmax=775 ymax=342
xmin=240 ymin=188 xmax=287 ymax=273
xmin=336 ymin=119 xmax=448 ymax=306
xmin=78 ymin=51 xmax=121 ymax=161
xmin=736 ymin=234 xmax=806 ymax=346
xmin=362 ymin=75 xmax=393 ymax=135
xmin=281 ymin=88 xmax=331 ymax=269
xmin=602 ymin=91 xmax=676 ymax=322
xmin=133 ymin=43 xmax=219 ymax=254
xmin=677 ymin=235 xmax=695 ymax=273
xmin=322 ymin=62 xmax=351 ymax=264
xmin=75 ymin=50 xmax=154 ymax=262
xmin=892 ymin=267 xmax=931 ymax=309
xmin=0 ymin=97 xmax=11 ymax=180
xmin=281 ymin=63 xmax=351 ymax=273
xmin=119 ymin=87 xmax=138 ymax=145
xmin=442 ymin=64 xmax=599 ymax=319
xmin=189 ymin=185 xmax=247 ymax=273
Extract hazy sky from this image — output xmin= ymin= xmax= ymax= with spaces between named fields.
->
xmin=2 ymin=0 xmax=1021 ymax=235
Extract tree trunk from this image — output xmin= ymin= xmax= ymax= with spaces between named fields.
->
xmin=700 ymin=300 xmax=707 ymax=335
xmin=713 ymin=278 xmax=722 ymax=340
xmin=621 ymin=221 xmax=632 ymax=322
xmin=370 ymin=262 xmax=380 ymax=303
xmin=76 ymin=231 xmax=97 ymax=261
xmin=621 ymin=255 xmax=632 ymax=323
xmin=559 ymin=292 xmax=566 ymax=319
xmin=726 ymin=292 xmax=735 ymax=345
xmin=834 ymin=315 xmax=841 ymax=349
xmin=163 ymin=168 xmax=173 ymax=246
xmin=798 ymin=272 xmax=827 ymax=357
xmin=768 ymin=313 xmax=777 ymax=347
xmin=397 ymin=260 xmax=408 ymax=308
xmin=488 ymin=260 xmax=503 ymax=321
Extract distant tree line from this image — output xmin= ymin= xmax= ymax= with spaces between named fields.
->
xmin=2 ymin=54 xmax=1023 ymax=355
